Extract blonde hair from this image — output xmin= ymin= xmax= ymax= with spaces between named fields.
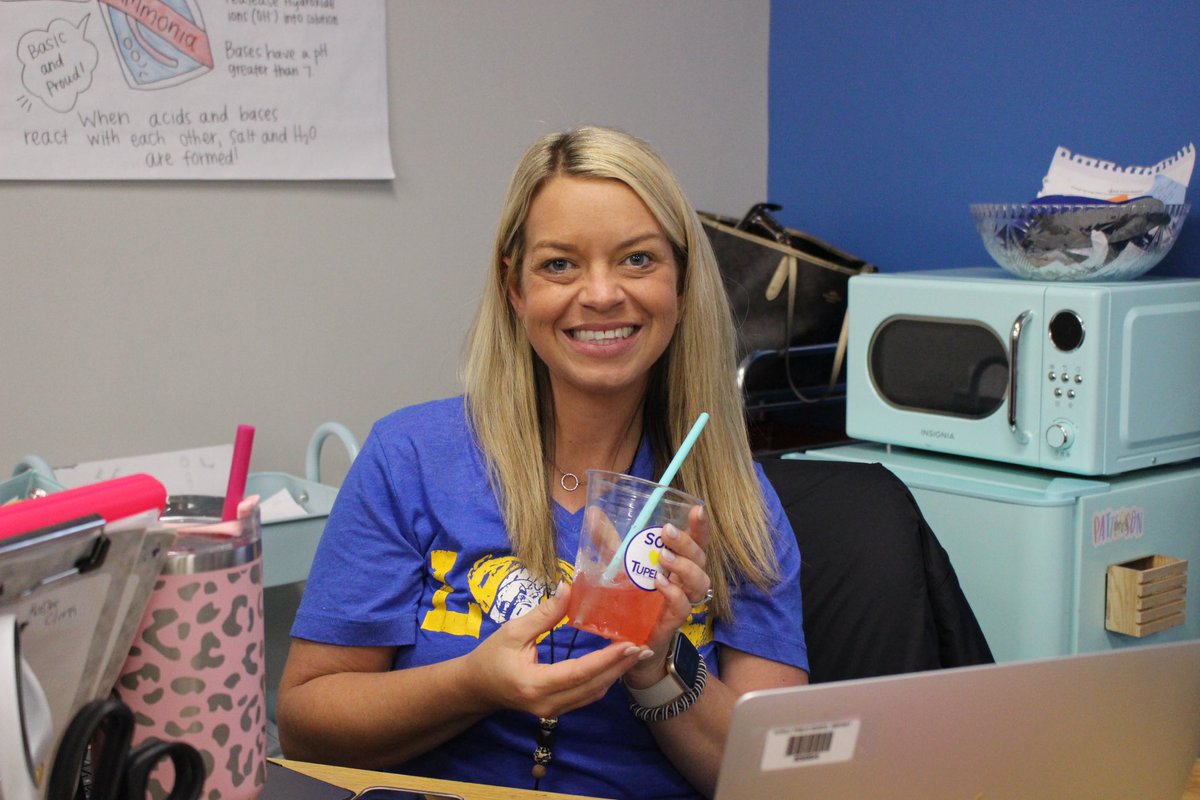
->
xmin=463 ymin=126 xmax=778 ymax=619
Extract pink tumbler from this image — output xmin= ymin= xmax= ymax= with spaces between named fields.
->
xmin=119 ymin=497 xmax=266 ymax=800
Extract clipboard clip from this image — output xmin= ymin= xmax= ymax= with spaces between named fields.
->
xmin=0 ymin=516 xmax=110 ymax=598
xmin=63 ymin=516 xmax=110 ymax=575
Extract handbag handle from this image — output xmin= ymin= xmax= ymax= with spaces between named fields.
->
xmin=700 ymin=214 xmax=863 ymax=276
xmin=737 ymin=203 xmax=790 ymax=244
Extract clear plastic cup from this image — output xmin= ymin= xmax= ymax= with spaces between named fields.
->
xmin=567 ymin=470 xmax=702 ymax=645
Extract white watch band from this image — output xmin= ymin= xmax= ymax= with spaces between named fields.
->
xmin=625 ymin=667 xmax=688 ymax=708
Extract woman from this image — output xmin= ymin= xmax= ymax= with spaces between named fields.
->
xmin=277 ymin=126 xmax=808 ymax=799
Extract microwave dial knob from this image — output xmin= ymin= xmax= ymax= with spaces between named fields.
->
xmin=1045 ymin=421 xmax=1075 ymax=451
xmin=1048 ymin=311 xmax=1085 ymax=352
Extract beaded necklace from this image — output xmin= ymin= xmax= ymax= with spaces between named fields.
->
xmin=532 ymin=622 xmax=582 ymax=789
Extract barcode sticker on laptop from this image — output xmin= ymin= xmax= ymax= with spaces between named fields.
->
xmin=761 ymin=719 xmax=860 ymax=770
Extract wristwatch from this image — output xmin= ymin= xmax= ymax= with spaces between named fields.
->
xmin=624 ymin=632 xmax=707 ymax=721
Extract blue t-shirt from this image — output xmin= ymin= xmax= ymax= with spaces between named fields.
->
xmin=293 ymin=397 xmax=807 ymax=800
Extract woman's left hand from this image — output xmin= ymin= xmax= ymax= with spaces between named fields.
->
xmin=621 ymin=503 xmax=710 ymax=689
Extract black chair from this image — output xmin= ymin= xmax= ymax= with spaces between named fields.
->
xmin=760 ymin=457 xmax=993 ymax=683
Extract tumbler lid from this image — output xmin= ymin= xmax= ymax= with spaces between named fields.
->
xmin=159 ymin=495 xmax=262 ymax=574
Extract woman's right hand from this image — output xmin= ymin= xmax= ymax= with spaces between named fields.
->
xmin=466 ymin=582 xmax=652 ymax=719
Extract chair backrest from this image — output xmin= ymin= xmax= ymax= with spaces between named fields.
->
xmin=759 ymin=457 xmax=993 ymax=683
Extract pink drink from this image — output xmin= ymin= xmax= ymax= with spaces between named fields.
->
xmin=568 ymin=571 xmax=665 ymax=646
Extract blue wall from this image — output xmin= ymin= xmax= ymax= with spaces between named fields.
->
xmin=767 ymin=2 xmax=1199 ymax=277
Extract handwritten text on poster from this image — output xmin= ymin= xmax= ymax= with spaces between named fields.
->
xmin=1 ymin=0 xmax=393 ymax=179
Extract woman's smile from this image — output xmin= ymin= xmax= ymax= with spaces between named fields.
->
xmin=569 ymin=325 xmax=637 ymax=343
xmin=565 ymin=324 xmax=642 ymax=355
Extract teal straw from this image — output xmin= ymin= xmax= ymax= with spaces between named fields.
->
xmin=601 ymin=412 xmax=710 ymax=581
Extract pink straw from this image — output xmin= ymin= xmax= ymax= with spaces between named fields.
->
xmin=221 ymin=424 xmax=256 ymax=521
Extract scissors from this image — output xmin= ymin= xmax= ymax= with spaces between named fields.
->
xmin=46 ymin=696 xmax=204 ymax=800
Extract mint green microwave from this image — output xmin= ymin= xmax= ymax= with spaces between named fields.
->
xmin=845 ymin=268 xmax=1200 ymax=476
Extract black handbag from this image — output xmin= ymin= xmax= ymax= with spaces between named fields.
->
xmin=700 ymin=204 xmax=876 ymax=401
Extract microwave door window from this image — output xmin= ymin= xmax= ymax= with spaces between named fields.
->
xmin=869 ymin=318 xmax=1008 ymax=417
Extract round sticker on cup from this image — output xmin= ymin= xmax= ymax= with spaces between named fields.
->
xmin=624 ymin=526 xmax=664 ymax=591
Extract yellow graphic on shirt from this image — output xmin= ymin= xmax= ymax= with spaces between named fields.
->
xmin=420 ymin=550 xmax=484 ymax=637
xmin=419 ymin=550 xmax=574 ymax=638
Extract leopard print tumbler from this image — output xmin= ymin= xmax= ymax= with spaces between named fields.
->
xmin=119 ymin=501 xmax=266 ymax=800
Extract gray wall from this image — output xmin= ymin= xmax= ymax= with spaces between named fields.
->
xmin=1 ymin=1 xmax=769 ymax=485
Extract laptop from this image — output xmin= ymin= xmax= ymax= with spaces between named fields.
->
xmin=715 ymin=640 xmax=1200 ymax=800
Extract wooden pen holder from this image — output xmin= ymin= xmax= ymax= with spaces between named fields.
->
xmin=1105 ymin=555 xmax=1188 ymax=638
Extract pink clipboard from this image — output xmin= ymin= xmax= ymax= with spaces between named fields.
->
xmin=0 ymin=473 xmax=166 ymax=539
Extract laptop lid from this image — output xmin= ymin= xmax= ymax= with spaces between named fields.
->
xmin=715 ymin=640 xmax=1200 ymax=800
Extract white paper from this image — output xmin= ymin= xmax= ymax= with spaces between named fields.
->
xmin=17 ymin=573 xmax=111 ymax=734
xmin=53 ymin=443 xmax=233 ymax=496
xmin=0 ymin=0 xmax=393 ymax=179
xmin=259 ymin=486 xmax=309 ymax=522
xmin=1038 ymin=143 xmax=1194 ymax=202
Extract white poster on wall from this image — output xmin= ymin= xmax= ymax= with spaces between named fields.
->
xmin=0 ymin=0 xmax=393 ymax=179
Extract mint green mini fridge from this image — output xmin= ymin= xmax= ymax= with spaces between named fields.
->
xmin=792 ymin=443 xmax=1200 ymax=663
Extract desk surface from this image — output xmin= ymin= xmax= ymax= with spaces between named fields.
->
xmin=278 ymin=759 xmax=1200 ymax=800
xmin=275 ymin=760 xmax=604 ymax=800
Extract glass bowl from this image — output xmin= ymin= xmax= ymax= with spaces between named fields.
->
xmin=970 ymin=201 xmax=1190 ymax=281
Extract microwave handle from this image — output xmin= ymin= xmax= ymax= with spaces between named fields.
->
xmin=1008 ymin=310 xmax=1032 ymax=444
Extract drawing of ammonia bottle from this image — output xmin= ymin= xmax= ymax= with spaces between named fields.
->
xmin=96 ymin=0 xmax=214 ymax=89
